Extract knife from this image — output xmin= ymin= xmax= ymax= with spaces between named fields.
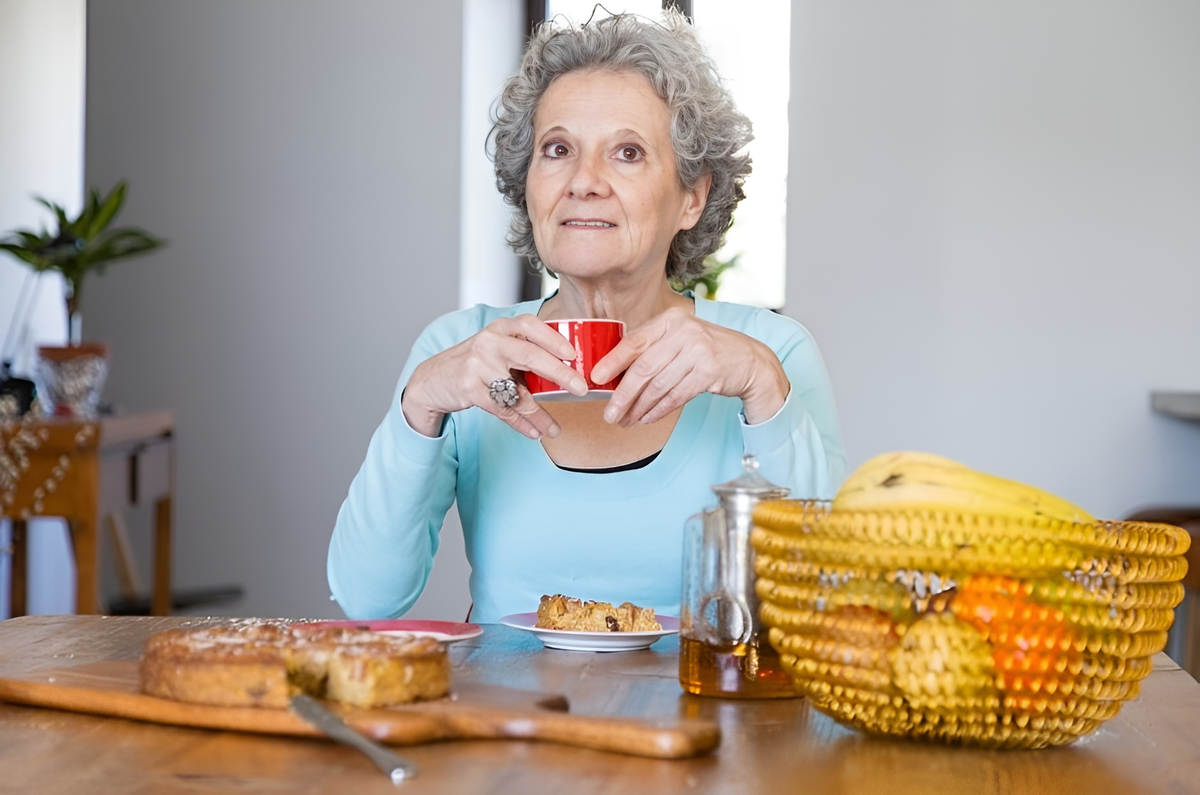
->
xmin=290 ymin=694 xmax=418 ymax=784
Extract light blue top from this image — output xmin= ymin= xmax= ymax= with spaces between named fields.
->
xmin=328 ymin=296 xmax=846 ymax=623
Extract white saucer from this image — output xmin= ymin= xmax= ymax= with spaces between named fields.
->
xmin=530 ymin=389 xmax=616 ymax=403
xmin=499 ymin=612 xmax=679 ymax=652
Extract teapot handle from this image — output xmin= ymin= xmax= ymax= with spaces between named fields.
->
xmin=681 ymin=507 xmax=754 ymax=648
xmin=695 ymin=592 xmax=752 ymax=648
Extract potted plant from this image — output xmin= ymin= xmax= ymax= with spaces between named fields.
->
xmin=0 ymin=181 xmax=165 ymax=416
xmin=673 ymin=252 xmax=740 ymax=300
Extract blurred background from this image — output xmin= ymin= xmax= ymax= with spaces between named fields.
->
xmin=1 ymin=1 xmax=1197 ymax=629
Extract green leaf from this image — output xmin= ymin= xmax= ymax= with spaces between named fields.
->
xmin=87 ymin=182 xmax=127 ymax=238
xmin=3 ymin=183 xmax=165 ymax=306
xmin=16 ymin=230 xmax=52 ymax=248
xmin=75 ymin=195 xmax=95 ymax=240
xmin=77 ymin=227 xmax=165 ymax=272
xmin=34 ymin=196 xmax=71 ymax=233
xmin=0 ymin=243 xmax=52 ymax=270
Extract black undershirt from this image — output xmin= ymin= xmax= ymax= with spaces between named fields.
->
xmin=555 ymin=449 xmax=662 ymax=474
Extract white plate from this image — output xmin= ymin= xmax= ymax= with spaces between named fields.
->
xmin=499 ymin=612 xmax=679 ymax=652
xmin=530 ymin=389 xmax=616 ymax=403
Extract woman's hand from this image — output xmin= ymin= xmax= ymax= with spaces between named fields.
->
xmin=590 ymin=307 xmax=790 ymax=427
xmin=402 ymin=315 xmax=588 ymax=439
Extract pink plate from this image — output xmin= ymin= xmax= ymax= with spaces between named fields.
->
xmin=302 ymin=619 xmax=483 ymax=643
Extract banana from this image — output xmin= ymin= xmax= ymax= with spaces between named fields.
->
xmin=832 ymin=452 xmax=1095 ymax=524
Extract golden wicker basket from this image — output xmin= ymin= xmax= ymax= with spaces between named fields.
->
xmin=751 ymin=500 xmax=1189 ymax=749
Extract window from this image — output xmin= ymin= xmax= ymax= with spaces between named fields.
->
xmin=547 ymin=0 xmax=664 ymax=24
xmin=540 ymin=0 xmax=790 ymax=309
xmin=691 ymin=0 xmax=789 ymax=309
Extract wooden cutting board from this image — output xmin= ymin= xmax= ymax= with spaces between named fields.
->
xmin=0 ymin=645 xmax=719 ymax=759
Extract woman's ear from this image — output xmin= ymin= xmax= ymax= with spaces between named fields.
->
xmin=678 ymin=173 xmax=713 ymax=231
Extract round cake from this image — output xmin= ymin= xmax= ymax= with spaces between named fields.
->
xmin=139 ymin=620 xmax=450 ymax=709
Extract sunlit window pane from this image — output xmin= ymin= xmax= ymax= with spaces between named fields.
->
xmin=692 ymin=0 xmax=789 ymax=308
xmin=546 ymin=0 xmax=663 ymax=25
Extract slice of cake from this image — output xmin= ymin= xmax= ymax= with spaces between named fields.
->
xmin=536 ymin=594 xmax=662 ymax=632
xmin=139 ymin=621 xmax=449 ymax=709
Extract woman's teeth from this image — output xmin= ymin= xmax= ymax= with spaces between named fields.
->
xmin=564 ymin=221 xmax=615 ymax=227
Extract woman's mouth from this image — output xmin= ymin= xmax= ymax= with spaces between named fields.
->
xmin=563 ymin=220 xmax=616 ymax=228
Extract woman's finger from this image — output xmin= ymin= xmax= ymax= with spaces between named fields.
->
xmin=468 ymin=361 xmax=564 ymax=439
xmin=404 ymin=314 xmax=597 ymax=432
xmin=618 ymin=354 xmax=699 ymax=426
xmin=496 ymin=336 xmax=588 ymax=396
xmin=510 ymin=382 xmax=562 ymax=438
xmin=590 ymin=318 xmax=667 ymax=386
xmin=589 ymin=340 xmax=641 ymax=388
xmin=494 ymin=314 xmax=579 ymax=362
xmin=602 ymin=333 xmax=689 ymax=424
xmin=631 ymin=370 xmax=709 ymax=427
xmin=475 ymin=380 xmax=546 ymax=439
xmin=487 ymin=316 xmax=588 ymax=395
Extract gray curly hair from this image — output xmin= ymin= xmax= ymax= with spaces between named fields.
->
xmin=489 ymin=9 xmax=753 ymax=284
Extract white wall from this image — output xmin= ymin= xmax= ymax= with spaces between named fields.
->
xmin=787 ymin=1 xmax=1200 ymax=518
xmin=460 ymin=0 xmax=523 ymax=310
xmin=0 ymin=0 xmax=84 ymax=618
xmin=84 ymin=1 xmax=470 ymax=619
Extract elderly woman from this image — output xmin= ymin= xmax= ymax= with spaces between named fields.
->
xmin=328 ymin=11 xmax=845 ymax=622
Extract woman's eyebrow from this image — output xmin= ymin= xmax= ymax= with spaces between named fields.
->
xmin=614 ymin=129 xmax=659 ymax=154
xmin=535 ymin=125 xmax=570 ymax=144
xmin=534 ymin=126 xmax=654 ymax=149
xmin=614 ymin=129 xmax=650 ymax=145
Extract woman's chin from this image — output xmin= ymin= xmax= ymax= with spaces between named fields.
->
xmin=547 ymin=259 xmax=630 ymax=282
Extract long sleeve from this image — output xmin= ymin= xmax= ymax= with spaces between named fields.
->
xmin=327 ymin=326 xmax=462 ymax=619
xmin=733 ymin=306 xmax=847 ymax=499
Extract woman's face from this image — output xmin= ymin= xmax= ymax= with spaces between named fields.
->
xmin=526 ymin=70 xmax=708 ymax=283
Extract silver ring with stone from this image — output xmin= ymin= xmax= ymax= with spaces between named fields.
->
xmin=488 ymin=377 xmax=519 ymax=408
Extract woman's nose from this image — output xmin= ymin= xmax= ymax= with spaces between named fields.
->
xmin=566 ymin=151 xmax=611 ymax=199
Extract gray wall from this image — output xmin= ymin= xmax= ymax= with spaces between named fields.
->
xmin=84 ymin=1 xmax=468 ymax=619
xmin=787 ymin=0 xmax=1200 ymax=519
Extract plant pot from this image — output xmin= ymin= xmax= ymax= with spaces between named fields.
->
xmin=34 ymin=342 xmax=110 ymax=418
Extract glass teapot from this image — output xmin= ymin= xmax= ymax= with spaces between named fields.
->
xmin=679 ymin=454 xmax=799 ymax=698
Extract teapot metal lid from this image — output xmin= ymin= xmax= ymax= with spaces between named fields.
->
xmin=711 ymin=454 xmax=790 ymax=500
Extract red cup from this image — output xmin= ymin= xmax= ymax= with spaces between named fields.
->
xmin=526 ymin=318 xmax=624 ymax=400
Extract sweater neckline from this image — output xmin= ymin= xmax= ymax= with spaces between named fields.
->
xmin=512 ymin=293 xmax=715 ymax=497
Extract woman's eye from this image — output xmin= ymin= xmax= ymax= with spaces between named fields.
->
xmin=619 ymin=146 xmax=642 ymax=161
xmin=544 ymin=143 xmax=569 ymax=158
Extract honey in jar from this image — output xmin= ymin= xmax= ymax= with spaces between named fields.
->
xmin=678 ymin=455 xmax=799 ymax=698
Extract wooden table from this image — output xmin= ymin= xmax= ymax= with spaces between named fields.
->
xmin=1 ymin=411 xmax=174 ymax=616
xmin=2 ymin=615 xmax=1200 ymax=794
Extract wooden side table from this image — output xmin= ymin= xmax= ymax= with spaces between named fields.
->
xmin=1127 ymin=507 xmax=1200 ymax=679
xmin=1 ymin=411 xmax=174 ymax=617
